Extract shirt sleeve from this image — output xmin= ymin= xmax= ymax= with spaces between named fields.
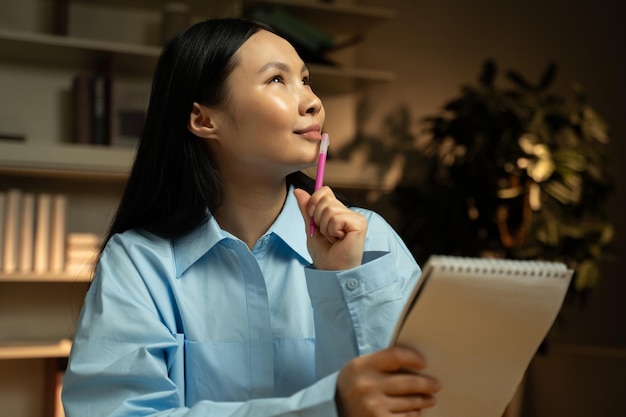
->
xmin=62 ymin=236 xmax=340 ymax=417
xmin=305 ymin=209 xmax=421 ymax=378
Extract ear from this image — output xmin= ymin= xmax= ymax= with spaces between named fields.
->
xmin=188 ymin=102 xmax=220 ymax=140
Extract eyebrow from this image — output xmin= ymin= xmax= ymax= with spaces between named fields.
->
xmin=258 ymin=61 xmax=309 ymax=75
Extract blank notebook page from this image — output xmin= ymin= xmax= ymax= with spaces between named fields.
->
xmin=392 ymin=256 xmax=573 ymax=417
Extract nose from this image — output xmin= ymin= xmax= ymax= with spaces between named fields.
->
xmin=299 ymin=88 xmax=322 ymax=116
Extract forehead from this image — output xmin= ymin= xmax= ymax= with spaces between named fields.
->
xmin=233 ymin=30 xmax=303 ymax=72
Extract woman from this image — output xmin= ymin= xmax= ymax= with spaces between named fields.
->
xmin=62 ymin=18 xmax=440 ymax=417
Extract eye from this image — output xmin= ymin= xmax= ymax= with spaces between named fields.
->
xmin=302 ymin=75 xmax=312 ymax=86
xmin=269 ymin=74 xmax=284 ymax=84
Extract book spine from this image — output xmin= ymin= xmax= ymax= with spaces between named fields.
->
xmin=73 ymin=75 xmax=93 ymax=144
xmin=18 ymin=193 xmax=35 ymax=273
xmin=52 ymin=0 xmax=69 ymax=36
xmin=50 ymin=194 xmax=67 ymax=273
xmin=34 ymin=193 xmax=52 ymax=274
xmin=92 ymin=75 xmax=111 ymax=145
xmin=2 ymin=188 xmax=22 ymax=273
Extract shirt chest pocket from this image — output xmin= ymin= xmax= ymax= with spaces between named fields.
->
xmin=182 ymin=339 xmax=253 ymax=405
xmin=173 ymin=336 xmax=317 ymax=407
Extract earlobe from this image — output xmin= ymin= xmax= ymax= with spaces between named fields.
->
xmin=188 ymin=102 xmax=219 ymax=139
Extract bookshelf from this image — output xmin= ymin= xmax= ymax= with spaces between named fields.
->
xmin=0 ymin=1 xmax=395 ymax=415
xmin=0 ymin=339 xmax=73 ymax=360
xmin=0 ymin=272 xmax=92 ymax=283
xmin=0 ymin=141 xmax=135 ymax=179
xmin=0 ymin=28 xmax=393 ymax=96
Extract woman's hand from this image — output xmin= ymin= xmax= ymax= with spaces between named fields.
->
xmin=336 ymin=346 xmax=440 ymax=417
xmin=294 ymin=187 xmax=367 ymax=270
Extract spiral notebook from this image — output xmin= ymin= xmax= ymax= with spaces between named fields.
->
xmin=391 ymin=255 xmax=573 ymax=417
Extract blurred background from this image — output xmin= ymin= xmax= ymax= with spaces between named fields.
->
xmin=0 ymin=0 xmax=624 ymax=416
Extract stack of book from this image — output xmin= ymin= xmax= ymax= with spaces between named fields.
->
xmin=0 ymin=188 xmax=67 ymax=275
xmin=65 ymin=232 xmax=101 ymax=275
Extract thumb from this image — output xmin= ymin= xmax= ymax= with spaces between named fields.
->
xmin=293 ymin=188 xmax=312 ymax=225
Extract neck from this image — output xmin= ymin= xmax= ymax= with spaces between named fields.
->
xmin=213 ymin=178 xmax=288 ymax=250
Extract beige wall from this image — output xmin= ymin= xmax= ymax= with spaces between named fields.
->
xmin=353 ymin=0 xmax=626 ymax=415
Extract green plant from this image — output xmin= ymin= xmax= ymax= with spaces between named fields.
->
xmin=391 ymin=60 xmax=614 ymax=296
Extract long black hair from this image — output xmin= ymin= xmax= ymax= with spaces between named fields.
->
xmin=105 ymin=18 xmax=316 ymax=244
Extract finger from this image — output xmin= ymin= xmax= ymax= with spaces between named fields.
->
xmin=382 ymin=373 xmax=441 ymax=396
xmin=387 ymin=394 xmax=437 ymax=413
xmin=375 ymin=346 xmax=429 ymax=373
xmin=316 ymin=205 xmax=350 ymax=240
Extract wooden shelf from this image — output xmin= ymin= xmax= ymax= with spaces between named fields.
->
xmin=0 ymin=142 xmax=135 ymax=180
xmin=0 ymin=141 xmax=396 ymax=190
xmin=0 ymin=272 xmax=92 ymax=283
xmin=0 ymin=28 xmax=392 ymax=94
xmin=0 ymin=339 xmax=72 ymax=360
xmin=0 ymin=28 xmax=160 ymax=73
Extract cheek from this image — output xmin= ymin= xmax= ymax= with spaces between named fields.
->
xmin=228 ymin=92 xmax=296 ymax=139
xmin=258 ymin=96 xmax=292 ymax=127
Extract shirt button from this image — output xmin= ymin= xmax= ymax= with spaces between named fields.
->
xmin=345 ymin=279 xmax=358 ymax=290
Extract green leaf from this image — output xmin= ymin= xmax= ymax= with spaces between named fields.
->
xmin=506 ymin=70 xmax=534 ymax=91
xmin=538 ymin=62 xmax=558 ymax=91
xmin=479 ymin=59 xmax=497 ymax=88
xmin=575 ymin=260 xmax=600 ymax=292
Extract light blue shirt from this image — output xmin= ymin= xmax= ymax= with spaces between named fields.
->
xmin=62 ymin=187 xmax=421 ymax=417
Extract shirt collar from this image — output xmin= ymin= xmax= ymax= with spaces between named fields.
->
xmin=173 ymin=185 xmax=312 ymax=277
xmin=269 ymin=185 xmax=311 ymax=263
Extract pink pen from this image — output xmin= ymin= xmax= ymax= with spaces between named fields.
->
xmin=309 ymin=132 xmax=330 ymax=236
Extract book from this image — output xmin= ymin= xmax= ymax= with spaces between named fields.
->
xmin=92 ymin=74 xmax=111 ymax=145
xmin=391 ymin=255 xmax=573 ymax=417
xmin=72 ymin=74 xmax=93 ymax=144
xmin=51 ymin=0 xmax=69 ymax=36
xmin=2 ymin=188 xmax=22 ymax=273
xmin=72 ymin=73 xmax=112 ymax=145
xmin=110 ymin=79 xmax=149 ymax=148
xmin=18 ymin=192 xmax=35 ymax=273
xmin=34 ymin=193 xmax=52 ymax=273
xmin=49 ymin=194 xmax=67 ymax=273
xmin=0 ymin=132 xmax=26 ymax=141
xmin=65 ymin=232 xmax=101 ymax=275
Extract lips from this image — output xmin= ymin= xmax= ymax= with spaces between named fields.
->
xmin=294 ymin=125 xmax=322 ymax=140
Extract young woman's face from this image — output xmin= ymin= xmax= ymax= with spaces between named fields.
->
xmin=212 ymin=30 xmax=326 ymax=180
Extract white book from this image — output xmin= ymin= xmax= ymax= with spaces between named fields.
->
xmin=34 ymin=193 xmax=52 ymax=273
xmin=18 ymin=192 xmax=35 ymax=273
xmin=49 ymin=194 xmax=67 ymax=273
xmin=391 ymin=255 xmax=573 ymax=417
xmin=0 ymin=192 xmax=5 ymax=270
xmin=67 ymin=232 xmax=101 ymax=248
xmin=66 ymin=246 xmax=99 ymax=263
xmin=2 ymin=188 xmax=22 ymax=273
